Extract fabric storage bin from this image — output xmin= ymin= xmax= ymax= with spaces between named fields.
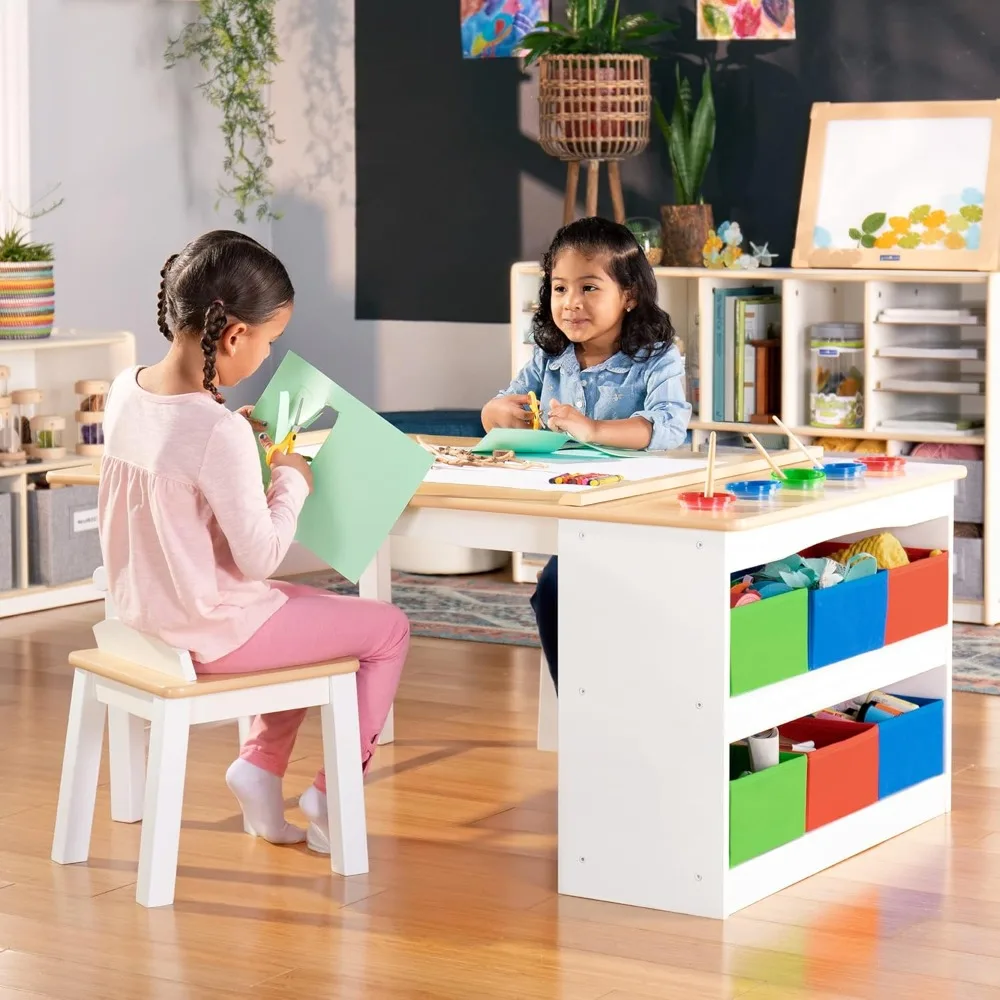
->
xmin=884 ymin=548 xmax=949 ymax=645
xmin=0 ymin=492 xmax=13 ymax=591
xmin=877 ymin=696 xmax=945 ymax=799
xmin=780 ymin=717 xmax=878 ymax=829
xmin=729 ymin=744 xmax=807 ymax=867
xmin=27 ymin=485 xmax=102 ymax=586
xmin=954 ymin=537 xmax=983 ymax=600
xmin=907 ymin=456 xmax=983 ymax=524
xmin=807 ymin=570 xmax=888 ymax=669
xmin=730 ymin=588 xmax=808 ymax=695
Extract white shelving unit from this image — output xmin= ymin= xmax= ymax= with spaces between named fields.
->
xmin=0 ymin=328 xmax=135 ymax=617
xmin=509 ymin=263 xmax=996 ymax=622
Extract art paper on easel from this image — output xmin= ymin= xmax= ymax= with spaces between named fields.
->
xmin=697 ymin=0 xmax=796 ymax=41
xmin=793 ymin=101 xmax=1000 ymax=271
xmin=254 ymin=352 xmax=433 ymax=582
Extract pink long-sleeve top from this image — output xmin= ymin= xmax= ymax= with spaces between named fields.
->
xmin=98 ymin=367 xmax=310 ymax=662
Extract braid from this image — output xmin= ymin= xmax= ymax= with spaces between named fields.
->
xmin=157 ymin=254 xmax=179 ymax=341
xmin=201 ymin=300 xmax=228 ymax=404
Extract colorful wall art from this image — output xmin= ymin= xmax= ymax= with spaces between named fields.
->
xmin=461 ymin=0 xmax=548 ymax=59
xmin=697 ymin=0 xmax=796 ymax=41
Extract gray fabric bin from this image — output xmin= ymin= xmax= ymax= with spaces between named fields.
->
xmin=0 ymin=493 xmax=13 ymax=591
xmin=907 ymin=456 xmax=984 ymax=523
xmin=28 ymin=486 xmax=102 ymax=587
xmin=954 ymin=536 xmax=984 ymax=601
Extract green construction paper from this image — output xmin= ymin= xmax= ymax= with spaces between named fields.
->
xmin=254 ymin=351 xmax=433 ymax=583
xmin=471 ymin=429 xmax=643 ymax=460
xmin=471 ymin=428 xmax=571 ymax=455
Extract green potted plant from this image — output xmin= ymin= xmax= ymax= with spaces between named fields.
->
xmin=165 ymin=0 xmax=281 ymax=224
xmin=520 ymin=1 xmax=676 ymax=216
xmin=654 ymin=62 xmax=716 ymax=266
xmin=0 ymin=193 xmax=61 ymax=341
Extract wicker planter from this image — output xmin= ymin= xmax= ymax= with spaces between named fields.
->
xmin=660 ymin=204 xmax=714 ymax=267
xmin=538 ymin=54 xmax=651 ymax=162
xmin=0 ymin=261 xmax=55 ymax=340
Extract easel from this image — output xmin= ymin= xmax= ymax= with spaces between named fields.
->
xmin=563 ymin=159 xmax=626 ymax=225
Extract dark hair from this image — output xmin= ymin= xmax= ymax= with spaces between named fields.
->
xmin=157 ymin=230 xmax=294 ymax=402
xmin=532 ymin=216 xmax=674 ymax=360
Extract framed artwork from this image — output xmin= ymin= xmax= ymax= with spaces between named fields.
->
xmin=697 ymin=0 xmax=796 ymax=41
xmin=461 ymin=0 xmax=548 ymax=59
xmin=793 ymin=100 xmax=1000 ymax=271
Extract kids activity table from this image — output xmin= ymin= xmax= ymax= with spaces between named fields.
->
xmin=50 ymin=440 xmax=966 ymax=918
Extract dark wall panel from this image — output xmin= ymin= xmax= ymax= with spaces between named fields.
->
xmin=356 ymin=1 xmax=1000 ymax=324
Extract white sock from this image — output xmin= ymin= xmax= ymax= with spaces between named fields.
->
xmin=225 ymin=758 xmax=306 ymax=845
xmin=298 ymin=783 xmax=330 ymax=855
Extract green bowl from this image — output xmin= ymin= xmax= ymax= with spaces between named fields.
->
xmin=771 ymin=467 xmax=826 ymax=491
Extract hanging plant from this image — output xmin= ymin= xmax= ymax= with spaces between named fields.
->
xmin=165 ymin=0 xmax=282 ymax=223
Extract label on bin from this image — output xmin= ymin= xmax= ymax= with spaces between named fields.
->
xmin=73 ymin=508 xmax=98 ymax=533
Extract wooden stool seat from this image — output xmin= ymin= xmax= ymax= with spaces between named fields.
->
xmin=52 ymin=618 xmax=369 ymax=908
xmin=68 ymin=648 xmax=360 ymax=699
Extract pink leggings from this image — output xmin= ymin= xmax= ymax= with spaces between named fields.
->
xmin=197 ymin=581 xmax=409 ymax=794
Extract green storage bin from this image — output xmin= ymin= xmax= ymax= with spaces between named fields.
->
xmin=730 ymin=588 xmax=809 ymax=695
xmin=729 ymin=745 xmax=807 ymax=867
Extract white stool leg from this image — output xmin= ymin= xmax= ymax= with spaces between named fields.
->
xmin=136 ymin=699 xmax=190 ymax=908
xmin=379 ymin=705 xmax=395 ymax=745
xmin=360 ymin=541 xmax=395 ymax=746
xmin=321 ymin=673 xmax=369 ymax=876
xmin=51 ymin=670 xmax=107 ymax=864
xmin=536 ymin=653 xmax=558 ymax=752
xmin=108 ymin=708 xmax=146 ymax=823
xmin=236 ymin=716 xmax=253 ymax=834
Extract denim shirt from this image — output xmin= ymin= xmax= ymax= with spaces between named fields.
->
xmin=499 ymin=343 xmax=692 ymax=451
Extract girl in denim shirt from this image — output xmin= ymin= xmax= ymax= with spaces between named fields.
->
xmin=481 ymin=217 xmax=692 ymax=691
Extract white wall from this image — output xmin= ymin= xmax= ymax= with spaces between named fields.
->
xmin=18 ymin=0 xmax=514 ymax=413
xmin=25 ymin=0 xmax=268 ymax=402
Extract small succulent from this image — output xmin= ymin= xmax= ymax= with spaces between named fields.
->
xmin=0 ymin=229 xmax=54 ymax=263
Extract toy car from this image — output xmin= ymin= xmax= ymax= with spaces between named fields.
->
xmin=548 ymin=472 xmax=624 ymax=487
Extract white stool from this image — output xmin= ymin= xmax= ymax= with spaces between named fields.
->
xmin=51 ymin=617 xmax=368 ymax=908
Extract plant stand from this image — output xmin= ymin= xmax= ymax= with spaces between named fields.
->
xmin=562 ymin=159 xmax=626 ymax=225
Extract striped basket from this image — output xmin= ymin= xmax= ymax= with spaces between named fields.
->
xmin=0 ymin=261 xmax=55 ymax=340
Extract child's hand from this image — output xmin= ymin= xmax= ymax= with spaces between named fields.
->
xmin=237 ymin=405 xmax=266 ymax=433
xmin=547 ymin=401 xmax=596 ymax=442
xmin=482 ymin=394 xmax=535 ymax=430
xmin=271 ymin=450 xmax=314 ymax=492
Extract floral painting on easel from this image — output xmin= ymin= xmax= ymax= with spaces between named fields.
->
xmin=697 ymin=0 xmax=796 ymax=40
xmin=461 ymin=0 xmax=548 ymax=58
xmin=811 ymin=117 xmax=992 ymax=254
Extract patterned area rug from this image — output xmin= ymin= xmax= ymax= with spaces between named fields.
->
xmin=308 ymin=571 xmax=1000 ymax=695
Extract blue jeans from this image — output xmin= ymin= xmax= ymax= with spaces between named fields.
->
xmin=529 ymin=556 xmax=558 ymax=691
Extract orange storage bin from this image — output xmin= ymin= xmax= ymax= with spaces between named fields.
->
xmin=780 ymin=717 xmax=878 ymax=830
xmin=884 ymin=548 xmax=949 ymax=645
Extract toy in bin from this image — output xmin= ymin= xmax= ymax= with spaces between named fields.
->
xmin=549 ymin=471 xmax=624 ymax=487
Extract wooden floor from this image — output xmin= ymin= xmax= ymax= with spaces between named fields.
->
xmin=3 ymin=605 xmax=1000 ymax=999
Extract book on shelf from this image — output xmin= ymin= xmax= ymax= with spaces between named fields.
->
xmin=711 ymin=285 xmax=779 ymax=422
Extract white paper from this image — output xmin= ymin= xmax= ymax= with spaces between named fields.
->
xmin=422 ymin=456 xmax=706 ymax=493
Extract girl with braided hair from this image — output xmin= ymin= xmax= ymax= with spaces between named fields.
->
xmin=99 ymin=230 xmax=408 ymax=854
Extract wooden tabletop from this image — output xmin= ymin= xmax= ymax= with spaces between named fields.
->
xmin=49 ymin=432 xmax=966 ymax=532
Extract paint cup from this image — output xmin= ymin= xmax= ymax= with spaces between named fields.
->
xmin=822 ymin=459 xmax=866 ymax=481
xmin=677 ymin=491 xmax=735 ymax=512
xmin=860 ymin=455 xmax=906 ymax=475
xmin=771 ymin=467 xmax=826 ymax=491
xmin=726 ymin=479 xmax=782 ymax=501
xmin=748 ymin=727 xmax=780 ymax=772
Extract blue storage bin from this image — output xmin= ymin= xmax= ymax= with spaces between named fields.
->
xmin=877 ymin=696 xmax=945 ymax=799
xmin=808 ymin=570 xmax=888 ymax=669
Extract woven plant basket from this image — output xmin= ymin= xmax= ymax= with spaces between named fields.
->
xmin=0 ymin=261 xmax=55 ymax=340
xmin=538 ymin=54 xmax=651 ymax=162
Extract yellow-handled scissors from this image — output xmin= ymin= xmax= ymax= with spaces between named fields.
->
xmin=527 ymin=391 xmax=542 ymax=431
xmin=261 ymin=397 xmax=305 ymax=466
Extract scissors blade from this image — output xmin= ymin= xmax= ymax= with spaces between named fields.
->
xmin=290 ymin=395 xmax=305 ymax=432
